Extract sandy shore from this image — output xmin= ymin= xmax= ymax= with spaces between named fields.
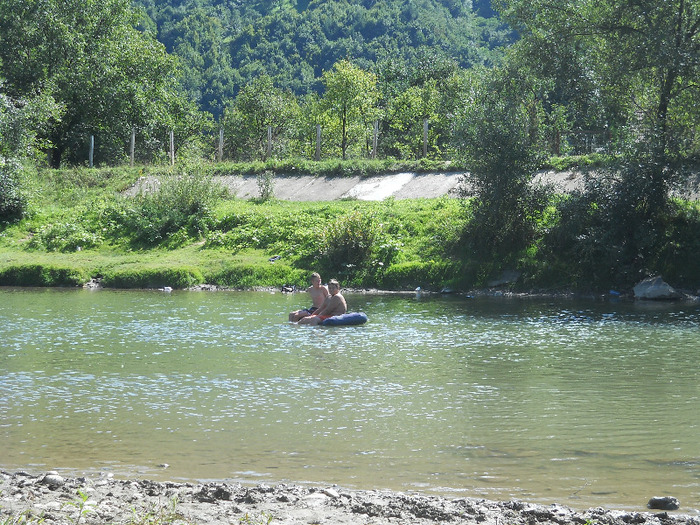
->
xmin=1 ymin=471 xmax=696 ymax=525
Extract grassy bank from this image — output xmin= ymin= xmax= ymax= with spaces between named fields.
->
xmin=0 ymin=162 xmax=468 ymax=291
xmin=3 ymin=159 xmax=700 ymax=293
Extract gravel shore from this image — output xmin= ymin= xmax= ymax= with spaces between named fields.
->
xmin=2 ymin=471 xmax=698 ymax=525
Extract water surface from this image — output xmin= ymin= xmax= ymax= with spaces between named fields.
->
xmin=1 ymin=288 xmax=699 ymax=512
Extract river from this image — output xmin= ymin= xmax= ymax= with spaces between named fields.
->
xmin=1 ymin=288 xmax=698 ymax=512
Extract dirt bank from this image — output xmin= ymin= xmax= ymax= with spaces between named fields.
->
xmin=2 ymin=471 xmax=697 ymax=525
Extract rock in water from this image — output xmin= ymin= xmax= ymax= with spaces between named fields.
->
xmin=647 ymin=496 xmax=680 ymax=510
xmin=633 ymin=276 xmax=682 ymax=300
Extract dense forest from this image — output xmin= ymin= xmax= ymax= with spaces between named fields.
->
xmin=133 ymin=0 xmax=509 ymax=117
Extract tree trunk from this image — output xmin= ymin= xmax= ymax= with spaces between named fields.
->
xmin=49 ymin=146 xmax=63 ymax=169
xmin=341 ymin=110 xmax=348 ymax=160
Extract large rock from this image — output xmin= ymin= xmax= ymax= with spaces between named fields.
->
xmin=647 ymin=496 xmax=680 ymax=510
xmin=487 ymin=270 xmax=521 ymax=288
xmin=633 ymin=276 xmax=682 ymax=300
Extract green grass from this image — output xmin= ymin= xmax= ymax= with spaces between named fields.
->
xmin=1 ymin=162 xmax=469 ymax=290
xmin=5 ymin=159 xmax=699 ymax=293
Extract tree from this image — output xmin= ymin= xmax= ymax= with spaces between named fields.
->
xmin=0 ymin=0 xmax=193 ymax=167
xmin=495 ymin=0 xmax=700 ymax=162
xmin=386 ymin=81 xmax=441 ymax=159
xmin=495 ymin=0 xmax=700 ymax=284
xmin=0 ymin=87 xmax=62 ymax=221
xmin=222 ymin=75 xmax=301 ymax=161
xmin=453 ymin=65 xmax=550 ymax=262
xmin=320 ymin=60 xmax=380 ymax=159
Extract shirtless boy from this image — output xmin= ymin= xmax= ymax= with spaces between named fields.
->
xmin=288 ymin=272 xmax=329 ymax=322
xmin=298 ymin=279 xmax=347 ymax=326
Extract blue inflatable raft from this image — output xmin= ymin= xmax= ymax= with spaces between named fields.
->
xmin=320 ymin=312 xmax=368 ymax=326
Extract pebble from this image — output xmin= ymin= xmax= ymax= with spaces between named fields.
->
xmin=322 ymin=488 xmax=340 ymax=499
xmin=40 ymin=473 xmax=65 ymax=488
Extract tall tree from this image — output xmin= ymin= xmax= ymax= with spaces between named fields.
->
xmin=0 ymin=0 xmax=192 ymax=167
xmin=222 ymin=75 xmax=301 ymax=161
xmin=495 ymin=0 xmax=700 ymax=162
xmin=320 ymin=60 xmax=380 ymax=159
xmin=453 ymin=65 xmax=550 ymax=262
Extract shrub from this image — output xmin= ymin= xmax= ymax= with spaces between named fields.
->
xmin=316 ymin=210 xmax=383 ymax=270
xmin=0 ymin=264 xmax=88 ymax=286
xmin=0 ymin=157 xmax=27 ymax=222
xmin=379 ymin=260 xmax=460 ymax=290
xmin=109 ymin=172 xmax=223 ymax=246
xmin=29 ymin=221 xmax=102 ymax=252
xmin=256 ymin=170 xmax=275 ymax=201
xmin=206 ymin=263 xmax=306 ymax=288
xmin=538 ymin=160 xmax=685 ymax=289
xmin=453 ymin=66 xmax=551 ymax=263
xmin=102 ymin=266 xmax=204 ymax=289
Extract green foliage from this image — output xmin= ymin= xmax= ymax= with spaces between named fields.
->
xmin=222 ymin=75 xmax=302 ymax=161
xmin=207 ymin=158 xmax=460 ymax=178
xmin=102 ymin=266 xmax=204 ymax=289
xmin=0 ymin=509 xmax=46 ymax=524
xmin=320 ymin=60 xmax=381 ymax=160
xmin=239 ymin=512 xmax=274 ymax=525
xmin=315 ymin=210 xmax=391 ymax=272
xmin=0 ymin=264 xmax=89 ymax=286
xmin=543 ymin=154 xmax=616 ymax=172
xmin=107 ymin=170 xmax=223 ymax=247
xmin=136 ymin=0 xmax=508 ymax=118
xmin=256 ymin=170 xmax=275 ymax=202
xmin=453 ymin=65 xmax=551 ymax=262
xmin=497 ymin=0 xmax=700 ymax=164
xmin=3 ymin=158 xmax=700 ymax=294
xmin=62 ymin=489 xmax=93 ymax=525
xmin=29 ymin=221 xmax=103 ymax=252
xmin=0 ymin=158 xmax=27 ymax=222
xmin=537 ymin=159 xmax=696 ymax=290
xmin=126 ymin=496 xmax=194 ymax=525
xmin=206 ymin=262 xmax=306 ymax=288
xmin=378 ymin=260 xmax=460 ymax=290
xmin=0 ymin=0 xmax=195 ymax=167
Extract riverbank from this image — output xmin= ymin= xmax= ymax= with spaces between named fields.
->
xmin=1 ymin=471 xmax=696 ymax=525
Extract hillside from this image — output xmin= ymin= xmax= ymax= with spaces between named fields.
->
xmin=133 ymin=0 xmax=510 ymax=117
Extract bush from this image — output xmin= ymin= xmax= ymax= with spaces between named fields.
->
xmin=102 ymin=266 xmax=204 ymax=289
xmin=0 ymin=158 xmax=27 ymax=222
xmin=538 ymin=160 xmax=685 ymax=289
xmin=255 ymin=170 xmax=275 ymax=201
xmin=316 ymin=210 xmax=384 ymax=270
xmin=0 ymin=264 xmax=88 ymax=286
xmin=453 ymin=66 xmax=551 ymax=263
xmin=29 ymin=221 xmax=102 ymax=252
xmin=379 ymin=260 xmax=460 ymax=290
xmin=206 ymin=263 xmax=306 ymax=288
xmin=109 ymin=172 xmax=223 ymax=246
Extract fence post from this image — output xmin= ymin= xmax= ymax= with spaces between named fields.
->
xmin=130 ymin=128 xmax=136 ymax=167
xmin=372 ymin=120 xmax=378 ymax=159
xmin=169 ymin=130 xmax=175 ymax=166
xmin=315 ymin=124 xmax=321 ymax=161
xmin=423 ymin=119 xmax=428 ymax=158
xmin=89 ymin=135 xmax=94 ymax=167
xmin=218 ymin=127 xmax=224 ymax=162
xmin=267 ymin=125 xmax=272 ymax=159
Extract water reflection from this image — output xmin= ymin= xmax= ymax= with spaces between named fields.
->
xmin=1 ymin=288 xmax=699 ymax=512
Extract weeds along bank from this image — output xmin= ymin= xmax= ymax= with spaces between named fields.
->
xmin=0 ymin=164 xmax=468 ymax=291
xmin=2 ymin=161 xmax=700 ymax=293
